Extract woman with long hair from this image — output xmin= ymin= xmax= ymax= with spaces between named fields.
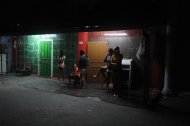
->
xmin=57 ymin=50 xmax=66 ymax=83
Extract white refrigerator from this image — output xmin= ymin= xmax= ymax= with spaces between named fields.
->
xmin=0 ymin=54 xmax=6 ymax=74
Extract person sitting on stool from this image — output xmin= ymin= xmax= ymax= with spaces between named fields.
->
xmin=68 ymin=63 xmax=80 ymax=85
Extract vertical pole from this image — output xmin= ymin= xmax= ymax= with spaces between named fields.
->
xmin=0 ymin=36 xmax=2 ymax=75
xmin=143 ymin=28 xmax=150 ymax=104
xmin=162 ymin=0 xmax=178 ymax=96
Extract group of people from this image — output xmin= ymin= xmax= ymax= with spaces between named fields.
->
xmin=57 ymin=46 xmax=123 ymax=96
xmin=57 ymin=50 xmax=88 ymax=89
xmin=93 ymin=46 xmax=123 ymax=97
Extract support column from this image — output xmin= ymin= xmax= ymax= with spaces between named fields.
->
xmin=162 ymin=0 xmax=178 ymax=96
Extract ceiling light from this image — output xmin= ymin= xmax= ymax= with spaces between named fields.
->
xmin=85 ymin=26 xmax=90 ymax=28
xmin=104 ymin=33 xmax=127 ymax=36
xmin=39 ymin=34 xmax=57 ymax=38
xmin=93 ymin=25 xmax=99 ymax=28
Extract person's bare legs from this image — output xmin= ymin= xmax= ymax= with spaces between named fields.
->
xmin=81 ymin=75 xmax=86 ymax=88
xmin=57 ymin=67 xmax=60 ymax=83
xmin=62 ymin=68 xmax=64 ymax=81
xmin=93 ymin=69 xmax=101 ymax=78
xmin=106 ymin=72 xmax=110 ymax=92
xmin=80 ymin=69 xmax=86 ymax=88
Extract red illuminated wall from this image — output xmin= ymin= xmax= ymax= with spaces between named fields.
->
xmin=77 ymin=32 xmax=88 ymax=62
xmin=151 ymin=59 xmax=161 ymax=91
xmin=77 ymin=30 xmax=140 ymax=63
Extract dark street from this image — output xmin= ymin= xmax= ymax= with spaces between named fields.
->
xmin=0 ymin=74 xmax=189 ymax=126
xmin=1 ymin=0 xmax=189 ymax=126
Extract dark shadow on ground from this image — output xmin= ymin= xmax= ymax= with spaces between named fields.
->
xmin=55 ymin=83 xmax=146 ymax=108
xmin=1 ymin=74 xmax=145 ymax=108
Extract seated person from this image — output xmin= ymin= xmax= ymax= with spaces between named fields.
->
xmin=93 ymin=48 xmax=113 ymax=85
xmin=68 ymin=63 xmax=80 ymax=84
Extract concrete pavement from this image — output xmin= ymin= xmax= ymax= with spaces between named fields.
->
xmin=0 ymin=74 xmax=189 ymax=126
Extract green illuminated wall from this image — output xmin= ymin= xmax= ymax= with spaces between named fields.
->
xmin=17 ymin=35 xmax=39 ymax=73
xmin=53 ymin=34 xmax=78 ymax=76
xmin=17 ymin=33 xmax=78 ymax=77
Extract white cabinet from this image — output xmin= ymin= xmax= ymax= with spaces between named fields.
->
xmin=0 ymin=54 xmax=6 ymax=74
xmin=122 ymin=58 xmax=133 ymax=89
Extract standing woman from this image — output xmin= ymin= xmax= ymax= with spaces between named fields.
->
xmin=112 ymin=46 xmax=123 ymax=97
xmin=57 ymin=50 xmax=66 ymax=82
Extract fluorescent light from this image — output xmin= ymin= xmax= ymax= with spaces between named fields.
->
xmin=39 ymin=34 xmax=57 ymax=38
xmin=85 ymin=26 xmax=90 ymax=28
xmin=93 ymin=25 xmax=99 ymax=28
xmin=104 ymin=33 xmax=127 ymax=36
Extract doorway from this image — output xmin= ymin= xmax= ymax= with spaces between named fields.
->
xmin=39 ymin=40 xmax=53 ymax=77
xmin=87 ymin=41 xmax=108 ymax=83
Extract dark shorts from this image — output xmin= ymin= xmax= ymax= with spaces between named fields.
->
xmin=80 ymin=69 xmax=87 ymax=75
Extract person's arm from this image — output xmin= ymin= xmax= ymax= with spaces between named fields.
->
xmin=104 ymin=55 xmax=108 ymax=63
xmin=63 ymin=56 xmax=66 ymax=61
xmin=118 ymin=54 xmax=123 ymax=65
xmin=76 ymin=68 xmax=80 ymax=77
xmin=79 ymin=58 xmax=81 ymax=69
xmin=84 ymin=56 xmax=88 ymax=68
xmin=111 ymin=55 xmax=116 ymax=65
xmin=115 ymin=54 xmax=123 ymax=69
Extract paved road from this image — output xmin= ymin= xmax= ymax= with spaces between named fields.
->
xmin=0 ymin=75 xmax=189 ymax=126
